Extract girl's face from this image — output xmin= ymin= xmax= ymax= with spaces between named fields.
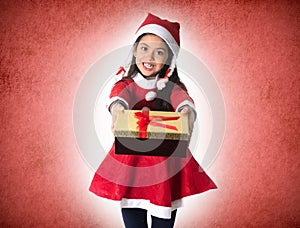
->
xmin=134 ymin=34 xmax=169 ymax=77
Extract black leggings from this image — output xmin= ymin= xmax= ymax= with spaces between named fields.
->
xmin=121 ymin=208 xmax=177 ymax=228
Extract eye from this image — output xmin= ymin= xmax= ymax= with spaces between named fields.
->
xmin=157 ymin=51 xmax=163 ymax=55
xmin=156 ymin=50 xmax=165 ymax=56
xmin=141 ymin=46 xmax=148 ymax=52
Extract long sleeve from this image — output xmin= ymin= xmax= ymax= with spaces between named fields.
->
xmin=170 ymin=84 xmax=196 ymax=112
xmin=107 ymin=80 xmax=132 ymax=111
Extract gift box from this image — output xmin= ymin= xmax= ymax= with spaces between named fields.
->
xmin=114 ymin=110 xmax=189 ymax=157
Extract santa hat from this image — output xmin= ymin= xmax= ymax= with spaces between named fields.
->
xmin=115 ymin=13 xmax=180 ymax=98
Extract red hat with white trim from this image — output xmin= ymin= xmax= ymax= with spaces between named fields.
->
xmin=136 ymin=13 xmax=180 ymax=54
xmin=116 ymin=13 xmax=180 ymax=98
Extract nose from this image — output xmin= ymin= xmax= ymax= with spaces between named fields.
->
xmin=147 ymin=50 xmax=155 ymax=61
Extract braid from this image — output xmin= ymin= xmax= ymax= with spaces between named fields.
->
xmin=154 ymin=67 xmax=187 ymax=111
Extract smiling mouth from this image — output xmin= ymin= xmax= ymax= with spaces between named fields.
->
xmin=143 ymin=62 xmax=155 ymax=70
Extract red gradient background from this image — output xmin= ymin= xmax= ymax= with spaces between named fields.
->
xmin=1 ymin=0 xmax=299 ymax=227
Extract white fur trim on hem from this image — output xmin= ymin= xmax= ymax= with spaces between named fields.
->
xmin=120 ymin=198 xmax=183 ymax=219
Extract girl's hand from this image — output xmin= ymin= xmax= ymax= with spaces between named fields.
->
xmin=110 ymin=102 xmax=125 ymax=132
xmin=180 ymin=106 xmax=195 ymax=136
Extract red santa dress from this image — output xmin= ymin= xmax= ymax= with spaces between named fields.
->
xmin=89 ymin=73 xmax=217 ymax=219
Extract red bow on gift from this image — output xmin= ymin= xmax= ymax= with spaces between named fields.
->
xmin=134 ymin=110 xmax=180 ymax=138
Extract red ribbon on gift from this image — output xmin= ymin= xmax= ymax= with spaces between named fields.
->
xmin=134 ymin=110 xmax=180 ymax=138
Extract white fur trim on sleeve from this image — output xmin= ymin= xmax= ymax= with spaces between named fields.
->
xmin=175 ymin=100 xmax=197 ymax=120
xmin=175 ymin=100 xmax=195 ymax=112
xmin=107 ymin=96 xmax=129 ymax=111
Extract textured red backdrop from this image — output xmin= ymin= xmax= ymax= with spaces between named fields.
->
xmin=1 ymin=0 xmax=299 ymax=227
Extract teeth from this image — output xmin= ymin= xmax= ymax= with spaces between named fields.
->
xmin=143 ymin=63 xmax=154 ymax=69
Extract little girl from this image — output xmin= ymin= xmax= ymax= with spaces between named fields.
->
xmin=89 ymin=13 xmax=217 ymax=228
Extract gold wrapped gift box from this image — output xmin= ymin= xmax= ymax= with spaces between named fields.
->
xmin=114 ymin=110 xmax=189 ymax=157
